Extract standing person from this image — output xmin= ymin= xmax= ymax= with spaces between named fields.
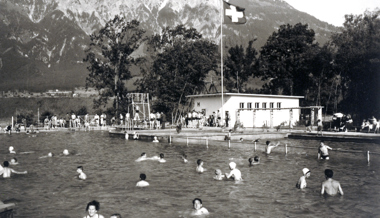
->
xmin=225 ymin=111 xmax=230 ymax=128
xmin=161 ymin=112 xmax=166 ymax=129
xmin=100 ymin=113 xmax=104 ymax=127
xmin=156 ymin=112 xmax=161 ymax=129
xmin=65 ymin=113 xmax=70 ymax=128
xmin=83 ymin=200 xmax=105 ymax=218
xmin=217 ymin=110 xmax=221 ymax=127
xmin=71 ymin=113 xmax=76 ymax=128
xmin=321 ymin=169 xmax=344 ymax=196
xmin=119 ymin=113 xmax=123 ymax=126
xmin=318 ymin=141 xmax=333 ymax=160
xmin=296 ymin=168 xmax=310 ymax=189
xmin=305 ymin=119 xmax=312 ymax=132
xmin=317 ymin=119 xmax=323 ymax=136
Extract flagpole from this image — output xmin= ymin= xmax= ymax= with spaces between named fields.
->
xmin=220 ymin=0 xmax=224 ymax=128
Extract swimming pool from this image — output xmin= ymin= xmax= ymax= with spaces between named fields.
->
xmin=1 ymin=131 xmax=379 ymax=217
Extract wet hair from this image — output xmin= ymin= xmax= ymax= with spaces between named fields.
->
xmin=254 ymin=156 xmax=260 ymax=162
xmin=140 ymin=173 xmax=146 ymax=180
xmin=141 ymin=152 xmax=146 ymax=156
xmin=248 ymin=157 xmax=253 ymax=164
xmin=77 ymin=166 xmax=83 ymax=170
xmin=11 ymin=157 xmax=17 ymax=162
xmin=192 ymin=198 xmax=202 ymax=205
xmin=3 ymin=161 xmax=9 ymax=167
xmin=266 ymin=141 xmax=270 ymax=145
xmin=197 ymin=159 xmax=202 ymax=166
xmin=110 ymin=214 xmax=122 ymax=218
xmin=160 ymin=153 xmax=164 ymax=158
xmin=86 ymin=200 xmax=100 ymax=211
xmin=325 ymin=169 xmax=333 ymax=178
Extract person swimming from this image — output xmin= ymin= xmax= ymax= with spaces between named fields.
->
xmin=158 ymin=153 xmax=166 ymax=163
xmin=248 ymin=156 xmax=260 ymax=166
xmin=182 ymin=153 xmax=188 ymax=163
xmin=83 ymin=200 xmax=105 ymax=218
xmin=196 ymin=159 xmax=206 ymax=173
xmin=10 ymin=158 xmax=18 ymax=165
xmin=225 ymin=162 xmax=242 ymax=181
xmin=152 ymin=136 xmax=159 ymax=143
xmin=77 ymin=166 xmax=87 ymax=180
xmin=296 ymin=168 xmax=310 ymax=189
xmin=63 ymin=149 xmax=70 ymax=156
xmin=213 ymin=169 xmax=225 ymax=180
xmin=265 ymin=141 xmax=280 ymax=154
xmin=191 ymin=198 xmax=209 ymax=216
xmin=136 ymin=173 xmax=149 ymax=187
xmin=39 ymin=152 xmax=54 ymax=159
xmin=1 ymin=161 xmax=27 ymax=178
xmin=9 ymin=146 xmax=16 ymax=154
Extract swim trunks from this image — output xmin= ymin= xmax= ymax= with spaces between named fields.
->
xmin=321 ymin=155 xmax=329 ymax=159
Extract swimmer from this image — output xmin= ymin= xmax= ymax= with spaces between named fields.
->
xmin=296 ymin=168 xmax=310 ymax=189
xmin=39 ymin=152 xmax=54 ymax=159
xmin=77 ymin=166 xmax=87 ymax=180
xmin=196 ymin=159 xmax=206 ymax=173
xmin=248 ymin=156 xmax=260 ymax=166
xmin=10 ymin=158 xmax=18 ymax=165
xmin=136 ymin=173 xmax=149 ymax=187
xmin=182 ymin=154 xmax=188 ymax=163
xmin=225 ymin=162 xmax=242 ymax=181
xmin=318 ymin=141 xmax=332 ymax=160
xmin=135 ymin=152 xmax=149 ymax=162
xmin=239 ymin=138 xmax=244 ymax=142
xmin=158 ymin=153 xmax=166 ymax=163
xmin=133 ymin=131 xmax=139 ymax=140
xmin=9 ymin=146 xmax=16 ymax=154
xmin=83 ymin=200 xmax=105 ymax=218
xmin=152 ymin=136 xmax=159 ymax=143
xmin=213 ymin=169 xmax=225 ymax=180
xmin=63 ymin=149 xmax=70 ymax=156
xmin=1 ymin=161 xmax=27 ymax=178
xmin=265 ymin=141 xmax=280 ymax=154
xmin=191 ymin=198 xmax=209 ymax=216
xmin=110 ymin=214 xmax=122 ymax=218
xmin=321 ymin=169 xmax=343 ymax=196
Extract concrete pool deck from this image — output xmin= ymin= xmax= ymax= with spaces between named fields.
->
xmin=109 ymin=126 xmax=380 ymax=144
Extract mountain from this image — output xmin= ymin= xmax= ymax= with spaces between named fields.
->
xmin=0 ymin=0 xmax=339 ymax=92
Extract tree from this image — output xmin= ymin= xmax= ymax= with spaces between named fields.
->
xmin=330 ymin=10 xmax=380 ymax=119
xmin=84 ymin=16 xmax=145 ymax=116
xmin=257 ymin=23 xmax=317 ymax=96
xmin=224 ymin=40 xmax=258 ymax=93
xmin=136 ymin=25 xmax=218 ymax=116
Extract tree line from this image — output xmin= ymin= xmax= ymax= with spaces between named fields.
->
xmin=84 ymin=10 xmax=380 ymax=123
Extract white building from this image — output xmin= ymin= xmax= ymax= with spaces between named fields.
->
xmin=186 ymin=93 xmax=321 ymax=128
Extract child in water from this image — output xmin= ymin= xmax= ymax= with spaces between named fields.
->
xmin=265 ymin=141 xmax=280 ymax=154
xmin=158 ymin=153 xmax=166 ymax=163
xmin=225 ymin=162 xmax=242 ymax=181
xmin=213 ymin=169 xmax=225 ymax=180
xmin=196 ymin=159 xmax=206 ymax=173
xmin=77 ymin=166 xmax=87 ymax=180
xmin=83 ymin=200 xmax=105 ymax=218
xmin=296 ymin=168 xmax=310 ymax=189
xmin=318 ymin=141 xmax=333 ymax=160
xmin=136 ymin=173 xmax=149 ymax=187
xmin=191 ymin=198 xmax=209 ymax=216
xmin=248 ymin=156 xmax=260 ymax=166
xmin=321 ymin=169 xmax=344 ymax=196
xmin=9 ymin=146 xmax=16 ymax=154
xmin=10 ymin=158 xmax=18 ymax=165
xmin=1 ymin=161 xmax=27 ymax=178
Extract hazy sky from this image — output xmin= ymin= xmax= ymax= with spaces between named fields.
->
xmin=283 ymin=0 xmax=380 ymax=26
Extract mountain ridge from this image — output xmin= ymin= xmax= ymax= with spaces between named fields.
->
xmin=0 ymin=0 xmax=339 ymax=92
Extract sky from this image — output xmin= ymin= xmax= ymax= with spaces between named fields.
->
xmin=283 ymin=0 xmax=380 ymax=26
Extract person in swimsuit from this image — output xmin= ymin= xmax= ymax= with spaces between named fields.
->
xmin=182 ymin=154 xmax=188 ymax=163
xmin=1 ymin=161 xmax=27 ymax=178
xmin=83 ymin=200 xmax=105 ymax=218
xmin=191 ymin=198 xmax=209 ymax=216
xmin=196 ymin=159 xmax=206 ymax=173
xmin=225 ymin=162 xmax=242 ymax=181
xmin=318 ymin=141 xmax=333 ymax=160
xmin=213 ymin=169 xmax=225 ymax=180
xmin=296 ymin=168 xmax=310 ymax=189
xmin=10 ymin=158 xmax=18 ymax=165
xmin=321 ymin=169 xmax=344 ymax=196
xmin=265 ymin=141 xmax=280 ymax=154
xmin=9 ymin=146 xmax=16 ymax=154
xmin=136 ymin=173 xmax=149 ymax=187
xmin=248 ymin=156 xmax=260 ymax=166
xmin=77 ymin=166 xmax=87 ymax=180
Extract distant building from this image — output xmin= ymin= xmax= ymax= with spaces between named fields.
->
xmin=186 ymin=93 xmax=322 ymax=128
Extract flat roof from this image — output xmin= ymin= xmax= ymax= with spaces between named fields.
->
xmin=186 ymin=93 xmax=304 ymax=99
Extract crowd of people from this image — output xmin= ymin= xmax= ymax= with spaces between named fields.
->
xmin=361 ymin=116 xmax=379 ymax=133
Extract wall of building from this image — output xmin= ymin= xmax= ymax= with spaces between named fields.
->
xmin=191 ymin=95 xmax=301 ymax=128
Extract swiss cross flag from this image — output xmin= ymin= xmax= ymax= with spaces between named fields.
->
xmin=223 ymin=1 xmax=247 ymax=24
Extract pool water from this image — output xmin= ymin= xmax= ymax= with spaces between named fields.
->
xmin=1 ymin=131 xmax=379 ymax=217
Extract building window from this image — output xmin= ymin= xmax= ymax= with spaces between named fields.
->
xmin=239 ymin=102 xmax=244 ymax=108
xmin=247 ymin=102 xmax=252 ymax=109
xmin=197 ymin=102 xmax=200 ymax=107
xmin=270 ymin=102 xmax=274 ymax=108
xmin=255 ymin=102 xmax=260 ymax=108
xmin=277 ymin=102 xmax=281 ymax=108
xmin=262 ymin=102 xmax=267 ymax=109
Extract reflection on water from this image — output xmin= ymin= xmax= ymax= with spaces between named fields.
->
xmin=0 ymin=132 xmax=379 ymax=217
